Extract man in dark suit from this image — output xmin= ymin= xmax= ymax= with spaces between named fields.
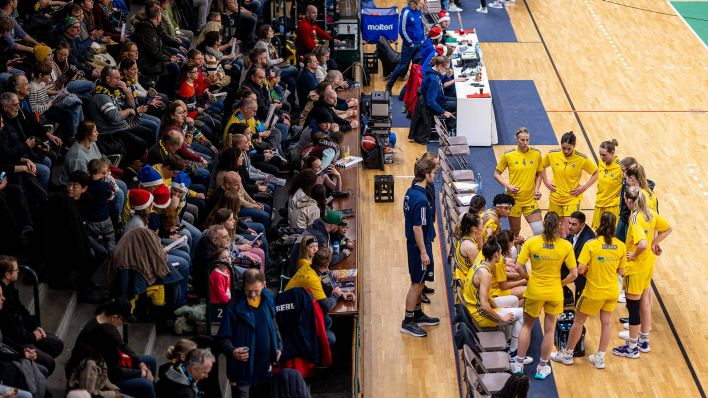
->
xmin=564 ymin=211 xmax=596 ymax=303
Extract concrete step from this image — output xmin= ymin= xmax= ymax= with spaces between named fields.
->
xmin=47 ymin=301 xmax=99 ymax=394
xmin=125 ymin=322 xmax=157 ymax=356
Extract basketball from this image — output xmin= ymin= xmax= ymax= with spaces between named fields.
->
xmin=361 ymin=135 xmax=377 ymax=152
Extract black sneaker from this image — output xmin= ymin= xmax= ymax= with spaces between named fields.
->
xmin=420 ymin=292 xmax=431 ymax=304
xmin=400 ymin=319 xmax=427 ymax=337
xmin=619 ymin=316 xmax=629 ymax=324
xmin=415 ymin=313 xmax=440 ymax=327
xmin=423 ymin=285 xmax=435 ymax=294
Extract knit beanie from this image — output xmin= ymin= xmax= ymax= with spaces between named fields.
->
xmin=138 ymin=165 xmax=163 ymax=187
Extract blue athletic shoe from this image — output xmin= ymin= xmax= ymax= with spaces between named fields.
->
xmin=612 ymin=343 xmax=640 ymax=358
xmin=638 ymin=339 xmax=651 ymax=353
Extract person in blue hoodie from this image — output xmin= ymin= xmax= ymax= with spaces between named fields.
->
xmin=420 ymin=56 xmax=456 ymax=122
xmin=386 ymin=0 xmax=425 ymax=93
xmin=219 ymin=269 xmax=281 ymax=398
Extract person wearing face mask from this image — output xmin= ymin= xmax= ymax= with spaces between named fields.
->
xmin=219 ymin=269 xmax=282 ymax=398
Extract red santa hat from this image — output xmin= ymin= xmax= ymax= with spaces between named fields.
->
xmin=429 ymin=26 xmax=443 ymax=41
xmin=129 ymin=189 xmax=154 ymax=211
xmin=437 ymin=10 xmax=451 ymax=24
xmin=152 ymin=184 xmax=171 ymax=209
xmin=435 ymin=44 xmax=450 ymax=57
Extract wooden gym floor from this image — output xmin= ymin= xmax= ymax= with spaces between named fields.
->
xmin=357 ymin=0 xmax=707 ymax=397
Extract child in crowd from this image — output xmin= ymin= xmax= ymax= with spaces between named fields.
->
xmin=331 ymin=220 xmax=354 ymax=253
xmin=209 ymin=248 xmax=233 ymax=305
xmin=84 ymin=158 xmax=117 ymax=253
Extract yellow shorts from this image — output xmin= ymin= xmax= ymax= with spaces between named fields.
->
xmin=510 ymin=200 xmax=541 ymax=218
xmin=548 ymin=201 xmax=581 ymax=217
xmin=523 ymin=297 xmax=563 ymax=317
xmin=623 ymin=271 xmax=653 ymax=295
xmin=470 ymin=306 xmax=499 ymax=328
xmin=575 ymin=295 xmax=617 ymax=315
xmin=592 ymin=205 xmax=620 ymax=229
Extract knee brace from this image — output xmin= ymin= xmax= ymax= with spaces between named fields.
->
xmin=626 ymin=298 xmax=641 ymax=326
xmin=529 ymin=221 xmax=544 ymax=236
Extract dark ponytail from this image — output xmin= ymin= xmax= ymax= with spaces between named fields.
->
xmin=482 ymin=236 xmax=501 ymax=261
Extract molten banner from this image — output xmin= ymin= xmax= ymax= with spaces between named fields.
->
xmin=362 ymin=7 xmax=399 ymax=43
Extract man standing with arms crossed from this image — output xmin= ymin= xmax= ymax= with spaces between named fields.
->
xmin=401 ymin=158 xmax=440 ymax=337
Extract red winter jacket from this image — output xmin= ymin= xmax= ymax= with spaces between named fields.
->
xmin=403 ymin=64 xmax=423 ymax=115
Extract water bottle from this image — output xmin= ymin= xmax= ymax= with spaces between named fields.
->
xmin=475 ymin=42 xmax=480 ymax=58
xmin=476 ymin=172 xmax=483 ymax=195
xmin=333 ymin=241 xmax=340 ymax=255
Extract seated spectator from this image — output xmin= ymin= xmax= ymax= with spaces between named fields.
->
xmin=305 ymin=85 xmax=356 ymax=132
xmin=29 ymin=62 xmax=85 ymax=141
xmin=303 ymin=155 xmax=341 ymax=192
xmin=156 ymin=348 xmax=214 ymax=398
xmin=265 ymin=66 xmax=291 ymax=113
xmin=288 ymin=210 xmax=350 ymax=273
xmin=409 ymin=56 xmax=456 ymax=143
xmin=243 ymin=66 xmax=290 ymax=149
xmin=0 ymin=110 xmax=48 ymax=206
xmin=254 ymin=24 xmax=298 ymax=104
xmin=0 ymin=164 xmax=33 ymax=255
xmin=93 ymin=0 xmax=123 ymax=43
xmin=159 ymin=0 xmax=194 ymax=46
xmin=296 ymin=53 xmax=318 ymax=109
xmin=60 ymin=17 xmax=100 ymax=79
xmin=218 ymin=269 xmax=281 ymax=398
xmin=0 ymin=91 xmax=57 ymax=191
xmin=205 ymin=208 xmax=266 ymax=271
xmin=132 ymin=4 xmax=180 ymax=95
xmin=0 ymin=255 xmax=64 ymax=376
xmin=66 ymin=298 xmax=158 ymax=398
xmin=0 ymin=0 xmax=42 ymax=55
xmin=176 ymin=64 xmax=222 ymax=138
xmin=288 ymin=169 xmax=320 ymax=229
xmin=90 ymin=66 xmax=154 ymax=168
xmin=0 ymin=283 xmax=45 ymax=398
xmin=44 ymin=41 xmax=96 ymax=96
xmin=292 ymin=106 xmax=334 ymax=163
xmin=159 ymin=102 xmax=214 ymax=176
xmin=83 ymin=158 xmax=118 ymax=254
xmin=285 ymin=247 xmax=354 ymax=344
xmin=198 ymin=31 xmax=240 ymax=84
xmin=227 ymin=127 xmax=283 ymax=186
xmin=314 ymin=45 xmax=331 ymax=83
xmin=324 ymin=70 xmax=358 ymax=111
xmin=119 ymin=57 xmax=168 ymax=117
xmin=296 ymin=235 xmax=319 ymax=270
xmin=301 ymin=130 xmax=343 ymax=171
xmin=331 ymin=219 xmax=354 ymax=252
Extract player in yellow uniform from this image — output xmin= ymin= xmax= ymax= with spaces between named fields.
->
xmin=488 ymin=230 xmax=527 ymax=301
xmin=481 ymin=194 xmax=514 ymax=242
xmin=494 ymin=127 xmax=545 ymax=237
xmin=542 ymin=132 xmax=598 ymax=237
xmin=454 ymin=213 xmax=483 ymax=283
xmin=462 ymin=237 xmax=528 ymax=362
xmin=624 ymin=164 xmax=658 ymax=213
xmin=551 ymin=212 xmax=626 ymax=369
xmin=613 ymin=186 xmax=671 ymax=358
xmin=593 ymin=140 xmax=623 ymax=229
xmin=510 ymin=212 xmax=577 ymax=379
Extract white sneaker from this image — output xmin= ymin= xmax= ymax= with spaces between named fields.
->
xmin=618 ymin=291 xmax=626 ymax=303
xmin=475 ymin=6 xmax=488 ymax=13
xmin=550 ymin=350 xmax=574 ymax=365
xmin=623 ymin=322 xmax=629 ymax=330
xmin=588 ymin=354 xmax=606 ymax=369
xmin=509 ymin=353 xmax=534 ymax=365
xmin=510 ymin=361 xmax=524 ymax=374
xmin=489 ymin=1 xmax=504 ymax=8
xmin=534 ymin=364 xmax=552 ymax=380
xmin=448 ymin=4 xmax=463 ymax=12
xmin=618 ymin=330 xmax=630 ymax=340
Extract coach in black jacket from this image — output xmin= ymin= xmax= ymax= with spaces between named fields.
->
xmin=565 ymin=211 xmax=596 ymax=302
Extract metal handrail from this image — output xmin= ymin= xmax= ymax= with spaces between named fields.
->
xmin=19 ymin=265 xmax=40 ymax=325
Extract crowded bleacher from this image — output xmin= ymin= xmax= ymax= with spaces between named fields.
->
xmin=0 ymin=0 xmax=362 ymax=396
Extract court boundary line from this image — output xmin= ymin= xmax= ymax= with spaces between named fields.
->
xmin=666 ymin=1 xmax=708 ymax=49
xmin=522 ymin=0 xmax=707 ymax=396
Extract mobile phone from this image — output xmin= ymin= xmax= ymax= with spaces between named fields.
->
xmin=0 ymin=171 xmax=6 ymax=180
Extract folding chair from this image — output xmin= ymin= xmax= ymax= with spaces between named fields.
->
xmin=465 ymin=366 xmax=490 ymax=398
xmin=464 ymin=344 xmax=511 ymax=373
xmin=468 ymin=356 xmax=511 ymax=395
xmin=436 ymin=116 xmax=468 ymax=146
xmin=439 ymin=150 xmax=475 ymax=182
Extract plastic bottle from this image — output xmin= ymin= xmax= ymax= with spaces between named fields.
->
xmin=476 ymin=172 xmax=483 ymax=195
xmin=333 ymin=241 xmax=340 ymax=255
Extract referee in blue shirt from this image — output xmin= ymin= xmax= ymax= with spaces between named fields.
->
xmin=401 ymin=157 xmax=440 ymax=337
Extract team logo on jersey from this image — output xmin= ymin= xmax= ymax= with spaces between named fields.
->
xmin=597 ymin=256 xmax=605 ymax=262
xmin=533 ymin=254 xmax=541 ymax=260
xmin=572 ymin=164 xmax=576 ymax=168
xmin=522 ymin=159 xmax=526 ymax=166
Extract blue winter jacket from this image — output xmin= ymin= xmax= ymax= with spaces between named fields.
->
xmin=219 ymin=289 xmax=281 ymax=386
xmin=399 ymin=6 xmax=424 ymax=46
xmin=420 ymin=69 xmax=446 ymax=115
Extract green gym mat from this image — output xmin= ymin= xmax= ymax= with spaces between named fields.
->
xmin=669 ymin=1 xmax=708 ymax=47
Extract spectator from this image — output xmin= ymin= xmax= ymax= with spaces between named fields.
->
xmin=295 ymin=5 xmax=332 ymax=56
xmin=156 ymin=348 xmax=214 ymax=398
xmin=303 ymin=156 xmax=341 ymax=192
xmin=254 ymin=24 xmax=298 ymax=104
xmin=44 ymin=41 xmax=96 ymax=96
xmin=385 ymin=0 xmax=424 ymax=94
xmin=288 ymin=210 xmax=350 ymax=273
xmin=209 ymin=249 xmax=234 ymax=304
xmin=304 ymin=85 xmax=356 ymax=132
xmin=219 ymin=269 xmax=281 ymax=398
xmin=29 ymin=62 xmax=85 ymax=141
xmin=90 ymin=66 xmax=154 ymax=168
xmin=157 ymin=338 xmax=198 ymax=379
xmin=0 ymin=163 xmax=33 ymax=255
xmin=60 ymin=17 xmax=100 ymax=79
xmin=324 ymin=70 xmax=358 ymax=111
xmin=66 ymin=298 xmax=158 ymax=398
xmin=159 ymin=0 xmax=194 ymax=46
xmin=93 ymin=0 xmax=123 ymax=42
xmin=301 ymin=130 xmax=343 ymax=171
xmin=0 ymin=0 xmax=41 ymax=55
xmin=314 ymin=45 xmax=330 ymax=83
xmin=296 ymin=53 xmax=318 ymax=109
xmin=206 ymin=208 xmax=266 ymax=272
xmin=296 ymin=235 xmax=318 ymax=271
xmin=0 ymin=255 xmax=64 ymax=376
xmin=288 ymin=168 xmax=320 ymax=229
xmin=243 ymin=66 xmax=290 ymax=147
xmin=0 ymin=91 xmax=54 ymax=191
xmin=132 ymin=5 xmax=180 ymax=95
xmin=285 ymin=247 xmax=354 ymax=344
xmin=83 ymin=158 xmax=117 ymax=253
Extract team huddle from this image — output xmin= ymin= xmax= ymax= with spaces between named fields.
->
xmin=405 ymin=127 xmax=672 ymax=381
